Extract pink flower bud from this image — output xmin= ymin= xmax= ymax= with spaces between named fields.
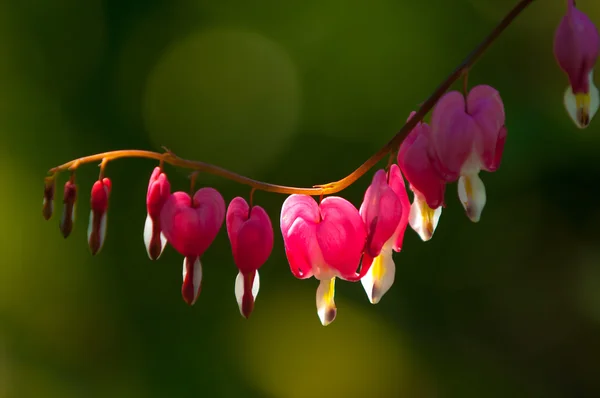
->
xmin=42 ymin=177 xmax=55 ymax=221
xmin=226 ymin=197 xmax=273 ymax=318
xmin=554 ymin=0 xmax=599 ymax=128
xmin=144 ymin=167 xmax=171 ymax=260
xmin=160 ymin=188 xmax=225 ymax=305
xmin=60 ymin=180 xmax=77 ymax=238
xmin=397 ymin=112 xmax=446 ymax=241
xmin=280 ymin=194 xmax=367 ymax=325
xmin=87 ymin=178 xmax=111 ymax=255
xmin=430 ymin=85 xmax=506 ymax=223
xmin=358 ymin=165 xmax=409 ymax=304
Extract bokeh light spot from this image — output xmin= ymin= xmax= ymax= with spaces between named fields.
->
xmin=143 ymin=28 xmax=301 ymax=177
xmin=226 ymin=285 xmax=430 ymax=398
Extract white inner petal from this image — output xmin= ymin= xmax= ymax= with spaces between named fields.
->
xmin=589 ymin=71 xmax=599 ymax=121
xmin=234 ymin=271 xmax=261 ymax=317
xmin=316 ymin=277 xmax=337 ymax=326
xmin=360 ymin=245 xmax=396 ymax=304
xmin=563 ymin=71 xmax=599 ymax=129
xmin=564 ymin=86 xmax=581 ymax=128
xmin=192 ymin=257 xmax=203 ymax=302
xmin=408 ymin=196 xmax=442 ymax=242
xmin=235 ymin=271 xmax=244 ymax=310
xmin=143 ymin=214 xmax=153 ymax=256
xmin=86 ymin=210 xmax=94 ymax=243
xmin=182 ymin=257 xmax=203 ymax=305
xmin=458 ymin=173 xmax=486 ymax=223
xmin=160 ymin=232 xmax=167 ymax=252
xmin=99 ymin=212 xmax=107 ymax=250
xmin=252 ymin=270 xmax=260 ymax=299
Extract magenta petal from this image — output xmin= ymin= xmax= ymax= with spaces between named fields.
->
xmin=554 ymin=1 xmax=599 ymax=93
xmin=226 ymin=196 xmax=249 ymax=245
xmin=387 ymin=165 xmax=411 ymax=252
xmin=397 ymin=123 xmax=446 ymax=208
xmin=317 ymin=196 xmax=366 ymax=279
xmin=360 ymin=169 xmax=403 ymax=258
xmin=467 ymin=85 xmax=506 ymax=171
xmin=160 ymin=188 xmax=225 ymax=257
xmin=283 ymin=217 xmax=317 ymax=279
xmin=280 ymin=194 xmax=320 ymax=233
xmin=430 ymin=91 xmax=477 ymax=180
xmin=489 ymin=125 xmax=507 ymax=172
xmin=193 ymin=187 xmax=226 ymax=227
xmin=147 ymin=169 xmax=171 ymax=218
xmin=160 ymin=192 xmax=191 ymax=252
xmin=227 ymin=197 xmax=273 ymax=274
xmin=280 ymin=195 xmax=320 ymax=279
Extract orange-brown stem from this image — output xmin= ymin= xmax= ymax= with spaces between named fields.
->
xmin=46 ymin=0 xmax=535 ymax=197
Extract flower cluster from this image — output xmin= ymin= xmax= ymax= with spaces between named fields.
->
xmin=40 ymin=0 xmax=598 ymax=325
xmin=41 ymin=85 xmax=507 ymax=325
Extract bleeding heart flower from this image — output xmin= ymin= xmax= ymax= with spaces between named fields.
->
xmin=280 ymin=194 xmax=367 ymax=325
xmin=226 ymin=197 xmax=273 ymax=318
xmin=87 ymin=178 xmax=112 ymax=255
xmin=397 ymin=112 xmax=446 ymax=241
xmin=359 ymin=165 xmax=410 ymax=304
xmin=554 ymin=0 xmax=599 ymax=128
xmin=60 ymin=179 xmax=77 ymax=238
xmin=160 ymin=188 xmax=225 ymax=305
xmin=430 ymin=85 xmax=506 ymax=223
xmin=144 ymin=167 xmax=171 ymax=260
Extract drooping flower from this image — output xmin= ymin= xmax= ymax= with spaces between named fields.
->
xmin=60 ymin=179 xmax=78 ymax=238
xmin=144 ymin=167 xmax=171 ymax=260
xmin=226 ymin=197 xmax=273 ymax=318
xmin=160 ymin=188 xmax=225 ymax=305
xmin=554 ymin=0 xmax=600 ymax=128
xmin=42 ymin=176 xmax=55 ymax=221
xmin=429 ymin=84 xmax=506 ymax=222
xmin=280 ymin=195 xmax=368 ymax=325
xmin=397 ymin=113 xmax=445 ymax=241
xmin=359 ymin=165 xmax=410 ymax=304
xmin=87 ymin=177 xmax=112 ymax=255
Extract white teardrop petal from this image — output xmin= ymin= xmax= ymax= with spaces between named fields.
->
xmin=182 ymin=256 xmax=203 ymax=305
xmin=252 ymin=270 xmax=260 ymax=299
xmin=87 ymin=210 xmax=94 ymax=243
xmin=143 ymin=214 xmax=153 ymax=256
xmin=563 ymin=71 xmax=599 ymax=129
xmin=589 ymin=72 xmax=599 ymax=122
xmin=361 ymin=247 xmax=396 ymax=304
xmin=458 ymin=173 xmax=486 ymax=223
xmin=234 ymin=271 xmax=261 ymax=318
xmin=316 ymin=277 xmax=337 ymax=326
xmin=408 ymin=196 xmax=442 ymax=242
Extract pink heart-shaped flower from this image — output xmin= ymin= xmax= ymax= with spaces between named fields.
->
xmin=160 ymin=188 xmax=225 ymax=258
xmin=227 ymin=197 xmax=273 ymax=274
xmin=430 ymin=85 xmax=505 ymax=180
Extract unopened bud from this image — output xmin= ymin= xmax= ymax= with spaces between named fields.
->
xmin=87 ymin=178 xmax=111 ymax=255
xmin=42 ymin=177 xmax=56 ymax=220
xmin=60 ymin=180 xmax=77 ymax=238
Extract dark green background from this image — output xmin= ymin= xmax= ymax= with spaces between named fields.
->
xmin=2 ymin=0 xmax=600 ymax=397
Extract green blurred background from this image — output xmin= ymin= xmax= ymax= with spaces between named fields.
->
xmin=2 ymin=0 xmax=600 ymax=397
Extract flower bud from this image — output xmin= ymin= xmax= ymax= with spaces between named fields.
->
xmin=60 ymin=180 xmax=77 ymax=238
xmin=42 ymin=177 xmax=56 ymax=220
xmin=87 ymin=178 xmax=111 ymax=255
xmin=144 ymin=167 xmax=171 ymax=260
